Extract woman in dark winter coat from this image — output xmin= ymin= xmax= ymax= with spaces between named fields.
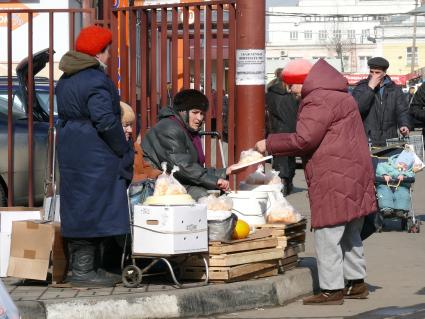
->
xmin=56 ymin=26 xmax=133 ymax=287
xmin=255 ymin=59 xmax=377 ymax=305
xmin=266 ymin=78 xmax=299 ymax=195
xmin=142 ymin=89 xmax=236 ymax=200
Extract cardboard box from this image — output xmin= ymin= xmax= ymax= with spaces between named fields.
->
xmin=51 ymin=223 xmax=67 ymax=283
xmin=0 ymin=232 xmax=11 ymax=277
xmin=133 ymin=204 xmax=208 ymax=255
xmin=7 ymin=220 xmax=55 ymax=281
xmin=0 ymin=208 xmax=42 ymax=234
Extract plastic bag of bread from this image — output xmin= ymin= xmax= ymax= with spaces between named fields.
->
xmin=198 ymin=194 xmax=233 ymax=211
xmin=245 ymin=165 xmax=266 ymax=185
xmin=153 ymin=162 xmax=187 ymax=196
xmin=264 ymin=169 xmax=281 ymax=185
xmin=266 ymin=192 xmax=302 ymax=224
xmin=238 ymin=148 xmax=264 ymax=165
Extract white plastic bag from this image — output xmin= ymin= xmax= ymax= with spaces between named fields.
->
xmin=0 ymin=279 xmax=20 ymax=319
xmin=245 ymin=165 xmax=266 ymax=185
xmin=266 ymin=191 xmax=302 ymax=224
xmin=264 ymin=169 xmax=281 ymax=185
xmin=404 ymin=144 xmax=424 ymax=172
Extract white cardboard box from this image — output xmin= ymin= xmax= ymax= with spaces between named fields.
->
xmin=133 ymin=204 xmax=208 ymax=255
xmin=0 ymin=208 xmax=42 ymax=234
xmin=0 ymin=232 xmax=11 ymax=277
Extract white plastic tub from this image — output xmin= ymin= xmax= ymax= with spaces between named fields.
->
xmin=227 ymin=191 xmax=269 ymax=225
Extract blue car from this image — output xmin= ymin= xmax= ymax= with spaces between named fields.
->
xmin=0 ymin=48 xmax=56 ymax=206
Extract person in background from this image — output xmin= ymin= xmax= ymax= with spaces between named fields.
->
xmin=142 ymin=89 xmax=237 ymax=200
xmin=56 ymin=25 xmax=131 ymax=287
xmin=265 ymin=70 xmax=299 ymax=196
xmin=351 ymin=57 xmax=410 ymax=146
xmin=406 ymin=86 xmax=415 ymax=106
xmin=409 ymin=83 xmax=425 ymax=139
xmin=267 ymin=67 xmax=284 ymax=90
xmin=255 ymin=59 xmax=377 ymax=305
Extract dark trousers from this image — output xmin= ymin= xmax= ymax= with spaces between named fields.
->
xmin=272 ymin=156 xmax=296 ymax=182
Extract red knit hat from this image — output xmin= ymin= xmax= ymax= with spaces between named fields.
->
xmin=281 ymin=59 xmax=313 ymax=85
xmin=76 ymin=25 xmax=112 ymax=56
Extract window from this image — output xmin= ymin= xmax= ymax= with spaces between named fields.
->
xmin=359 ymin=56 xmax=372 ymax=71
xmin=319 ymin=30 xmax=327 ymax=40
xmin=406 ymin=47 xmax=418 ymax=66
xmin=304 ymin=30 xmax=312 ymax=40
xmin=290 ymin=31 xmax=298 ymax=40
xmin=0 ymin=91 xmax=27 ymax=120
xmin=347 ymin=30 xmax=355 ymax=39
xmin=361 ymin=29 xmax=370 ymax=39
xmin=333 ymin=30 xmax=342 ymax=41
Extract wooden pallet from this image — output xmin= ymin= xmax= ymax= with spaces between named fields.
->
xmin=209 ymin=237 xmax=278 ymax=255
xmin=182 ymin=260 xmax=279 ymax=282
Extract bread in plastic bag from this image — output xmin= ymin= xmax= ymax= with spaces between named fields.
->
xmin=238 ymin=148 xmax=264 ymax=164
xmin=245 ymin=165 xmax=266 ymax=185
xmin=266 ymin=191 xmax=302 ymax=224
xmin=264 ymin=169 xmax=282 ymax=185
xmin=198 ymin=194 xmax=233 ymax=211
xmin=153 ymin=162 xmax=187 ymax=196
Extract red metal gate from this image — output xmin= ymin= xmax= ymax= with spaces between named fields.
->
xmin=1 ymin=8 xmax=95 ymax=207
xmin=111 ymin=0 xmax=236 ymax=170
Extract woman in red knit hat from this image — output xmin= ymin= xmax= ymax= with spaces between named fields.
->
xmin=56 ymin=25 xmax=133 ymax=287
xmin=255 ymin=59 xmax=377 ymax=305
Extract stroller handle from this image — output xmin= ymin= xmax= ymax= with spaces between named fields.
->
xmin=375 ymin=176 xmax=415 ymax=185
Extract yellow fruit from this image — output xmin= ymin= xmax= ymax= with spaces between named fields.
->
xmin=232 ymin=219 xmax=250 ymax=240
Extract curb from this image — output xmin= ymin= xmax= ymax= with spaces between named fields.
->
xmin=16 ymin=261 xmax=318 ymax=319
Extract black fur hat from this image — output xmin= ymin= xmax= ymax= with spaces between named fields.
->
xmin=173 ymin=89 xmax=209 ymax=112
xmin=368 ymin=57 xmax=389 ymax=71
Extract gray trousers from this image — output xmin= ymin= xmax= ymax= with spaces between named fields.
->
xmin=314 ymin=217 xmax=366 ymax=290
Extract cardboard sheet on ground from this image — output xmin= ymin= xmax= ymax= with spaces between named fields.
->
xmin=230 ymin=155 xmax=273 ymax=173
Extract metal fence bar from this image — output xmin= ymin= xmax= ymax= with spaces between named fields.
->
xmin=204 ymin=5 xmax=212 ymax=167
xmin=160 ymin=8 xmax=168 ymax=108
xmin=119 ymin=10 xmax=129 ymax=102
xmin=216 ymin=4 xmax=224 ymax=168
xmin=7 ymin=12 xmax=14 ymax=207
xmin=171 ymin=7 xmax=178 ymax=97
xmin=27 ymin=12 xmax=34 ymax=207
xmin=193 ymin=6 xmax=201 ymax=91
xmin=149 ymin=9 xmax=158 ymax=128
xmin=140 ymin=9 xmax=148 ymax=134
xmin=129 ymin=8 xmax=138 ymax=141
xmin=183 ymin=6 xmax=190 ymax=89
xmin=228 ymin=3 xmax=236 ymax=174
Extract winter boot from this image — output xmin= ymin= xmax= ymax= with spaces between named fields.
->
xmin=66 ymin=238 xmax=121 ymax=288
xmin=343 ymin=279 xmax=369 ymax=299
xmin=303 ymin=290 xmax=344 ymax=305
xmin=282 ymin=179 xmax=294 ymax=197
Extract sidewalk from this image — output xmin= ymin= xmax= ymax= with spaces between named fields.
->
xmin=5 ymin=261 xmax=316 ymax=319
xmin=5 ymin=170 xmax=317 ymax=319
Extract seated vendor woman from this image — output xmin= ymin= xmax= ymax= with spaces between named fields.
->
xmin=142 ymin=89 xmax=236 ymax=200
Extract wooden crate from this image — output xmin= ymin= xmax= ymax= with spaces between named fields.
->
xmin=209 ymin=237 xmax=278 ymax=255
xmin=182 ymin=260 xmax=279 ymax=282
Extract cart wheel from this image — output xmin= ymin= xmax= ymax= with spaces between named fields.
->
xmin=122 ymin=265 xmax=143 ymax=288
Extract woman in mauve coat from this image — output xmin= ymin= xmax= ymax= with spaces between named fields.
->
xmin=255 ymin=59 xmax=377 ymax=305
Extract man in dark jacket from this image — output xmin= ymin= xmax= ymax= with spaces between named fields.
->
xmin=266 ymin=77 xmax=299 ymax=195
xmin=142 ymin=89 xmax=236 ymax=200
xmin=56 ymin=26 xmax=132 ymax=287
xmin=409 ymin=83 xmax=425 ymax=136
xmin=255 ymin=59 xmax=377 ymax=305
xmin=351 ymin=57 xmax=410 ymax=146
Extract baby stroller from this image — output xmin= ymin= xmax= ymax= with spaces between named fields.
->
xmin=371 ymin=145 xmax=420 ymax=233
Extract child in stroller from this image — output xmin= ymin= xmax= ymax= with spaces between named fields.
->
xmin=373 ymin=146 xmax=420 ymax=232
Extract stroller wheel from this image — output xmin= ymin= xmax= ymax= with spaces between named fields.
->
xmin=401 ymin=218 xmax=408 ymax=231
xmin=122 ymin=265 xmax=143 ymax=288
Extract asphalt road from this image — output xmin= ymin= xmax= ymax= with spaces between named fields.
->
xmin=213 ymin=166 xmax=425 ymax=319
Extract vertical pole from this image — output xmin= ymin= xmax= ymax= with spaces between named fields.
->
xmin=411 ymin=0 xmax=418 ymax=73
xmin=235 ymin=0 xmax=265 ymax=182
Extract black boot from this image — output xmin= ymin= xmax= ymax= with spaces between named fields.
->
xmin=282 ymin=179 xmax=294 ymax=197
xmin=66 ymin=238 xmax=121 ymax=288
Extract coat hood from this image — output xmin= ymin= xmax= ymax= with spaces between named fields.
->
xmin=268 ymin=80 xmax=289 ymax=96
xmin=158 ymin=106 xmax=178 ymax=120
xmin=59 ymin=50 xmax=100 ymax=75
xmin=301 ymin=59 xmax=348 ymax=98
